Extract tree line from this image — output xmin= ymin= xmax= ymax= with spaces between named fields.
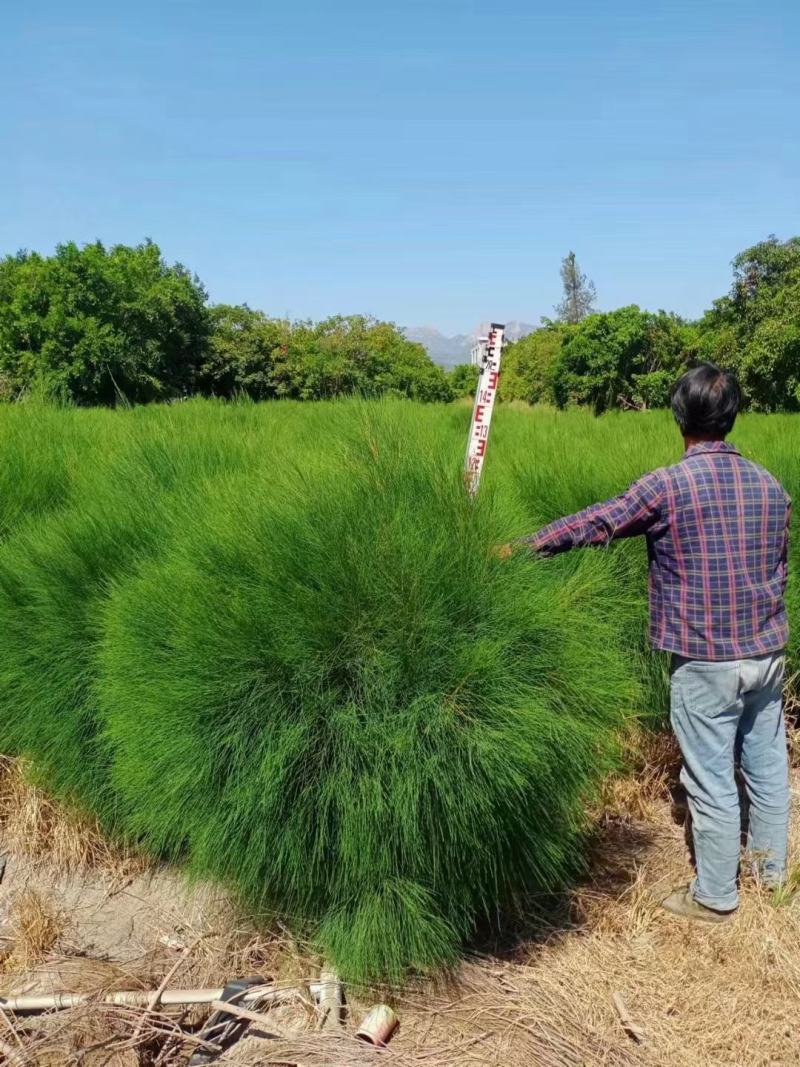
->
xmin=0 ymin=241 xmax=452 ymax=405
xmin=0 ymin=236 xmax=797 ymax=410
xmin=498 ymin=237 xmax=800 ymax=413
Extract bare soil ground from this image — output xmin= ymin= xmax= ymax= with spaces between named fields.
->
xmin=1 ymin=741 xmax=798 ymax=1067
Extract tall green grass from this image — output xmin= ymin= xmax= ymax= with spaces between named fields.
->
xmin=0 ymin=399 xmax=793 ymax=979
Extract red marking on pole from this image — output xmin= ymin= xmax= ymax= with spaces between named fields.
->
xmin=463 ymin=324 xmax=505 ymax=496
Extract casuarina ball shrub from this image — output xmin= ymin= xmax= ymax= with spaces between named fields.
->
xmin=1 ymin=400 xmax=796 ymax=979
xmin=96 ymin=404 xmax=640 ymax=980
xmin=0 ymin=404 xmax=103 ymax=541
xmin=0 ymin=401 xmax=288 ymax=811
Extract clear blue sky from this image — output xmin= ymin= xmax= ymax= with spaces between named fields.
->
xmin=2 ymin=1 xmax=798 ymax=334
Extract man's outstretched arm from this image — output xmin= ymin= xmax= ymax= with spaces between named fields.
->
xmin=514 ymin=469 xmax=665 ymax=557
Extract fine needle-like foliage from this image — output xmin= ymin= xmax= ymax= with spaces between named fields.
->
xmin=0 ymin=399 xmax=794 ymax=981
xmin=96 ymin=404 xmax=639 ymax=980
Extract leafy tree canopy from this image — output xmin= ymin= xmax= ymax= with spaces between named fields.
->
xmin=552 ymin=306 xmax=691 ymax=414
xmin=447 ymin=362 xmax=479 ymax=397
xmin=201 ymin=309 xmax=452 ymax=403
xmin=0 ymin=243 xmax=451 ymax=406
xmin=0 ymin=240 xmax=208 ymax=404
xmin=500 ymin=324 xmax=570 ymax=405
xmin=697 ymin=236 xmax=800 ymax=411
xmin=3 ymin=235 xmax=799 ymax=412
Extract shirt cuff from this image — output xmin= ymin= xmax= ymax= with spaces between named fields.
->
xmin=512 ymin=534 xmax=547 ymax=555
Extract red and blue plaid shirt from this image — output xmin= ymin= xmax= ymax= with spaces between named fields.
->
xmin=523 ymin=441 xmax=791 ymax=661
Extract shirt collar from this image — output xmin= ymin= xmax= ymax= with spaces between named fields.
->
xmin=683 ymin=440 xmax=741 ymax=459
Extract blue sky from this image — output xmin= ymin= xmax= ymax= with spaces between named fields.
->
xmin=2 ymin=1 xmax=798 ymax=334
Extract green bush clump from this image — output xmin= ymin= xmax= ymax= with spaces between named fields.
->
xmin=0 ymin=404 xmax=102 ymax=541
xmin=0 ymin=400 xmax=283 ymax=809
xmin=96 ymin=406 xmax=639 ymax=979
xmin=0 ymin=400 xmax=644 ymax=981
xmin=7 ymin=400 xmax=795 ymax=980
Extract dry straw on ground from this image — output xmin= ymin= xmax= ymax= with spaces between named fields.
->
xmin=0 ymin=756 xmax=145 ymax=882
xmin=3 ymin=888 xmax=64 ymax=975
xmin=0 ymin=742 xmax=799 ymax=1066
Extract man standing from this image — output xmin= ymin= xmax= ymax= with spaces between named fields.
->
xmin=505 ymin=363 xmax=792 ymax=922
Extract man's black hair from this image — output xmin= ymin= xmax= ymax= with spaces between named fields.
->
xmin=670 ymin=363 xmax=741 ymax=438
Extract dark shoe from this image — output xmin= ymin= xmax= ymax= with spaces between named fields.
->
xmin=661 ymin=886 xmax=735 ymax=924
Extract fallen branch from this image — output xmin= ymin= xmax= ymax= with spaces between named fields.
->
xmin=207 ymin=998 xmax=282 ymax=1032
xmin=611 ymin=992 xmax=646 ymax=1044
xmin=131 ymin=939 xmax=196 ymax=1044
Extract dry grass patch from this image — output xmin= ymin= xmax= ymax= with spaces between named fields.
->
xmin=1 ymin=749 xmax=800 ymax=1065
xmin=526 ymin=823 xmax=800 ymax=1066
xmin=0 ymin=756 xmax=145 ymax=882
xmin=595 ymin=727 xmax=682 ymax=824
xmin=3 ymin=888 xmax=64 ymax=973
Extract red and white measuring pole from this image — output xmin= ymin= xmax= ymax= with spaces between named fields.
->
xmin=464 ymin=322 xmax=505 ymax=496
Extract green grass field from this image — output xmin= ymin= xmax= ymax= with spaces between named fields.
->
xmin=0 ymin=399 xmax=797 ymax=980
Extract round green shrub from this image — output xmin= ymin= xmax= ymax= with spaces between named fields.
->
xmin=0 ymin=402 xmax=271 ymax=811
xmin=96 ymin=405 xmax=639 ymax=980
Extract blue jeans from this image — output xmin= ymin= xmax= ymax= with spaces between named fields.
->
xmin=670 ymin=651 xmax=790 ymax=912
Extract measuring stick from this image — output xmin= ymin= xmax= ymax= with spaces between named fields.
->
xmin=464 ymin=323 xmax=505 ymax=496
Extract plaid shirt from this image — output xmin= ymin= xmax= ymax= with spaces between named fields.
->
xmin=522 ymin=441 xmax=791 ymax=661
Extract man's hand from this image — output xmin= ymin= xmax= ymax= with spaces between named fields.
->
xmin=492 ymin=543 xmax=514 ymax=561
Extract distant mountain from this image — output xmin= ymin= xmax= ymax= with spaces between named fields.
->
xmin=403 ymin=326 xmax=472 ymax=366
xmin=404 ymin=321 xmax=537 ymax=367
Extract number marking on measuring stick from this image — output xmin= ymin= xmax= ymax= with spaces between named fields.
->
xmin=464 ymin=322 xmax=505 ymax=496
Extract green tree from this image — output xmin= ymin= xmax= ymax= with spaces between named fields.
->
xmin=0 ymin=241 xmax=208 ymax=404
xmin=200 ymin=310 xmax=453 ymax=403
xmin=552 ymin=306 xmax=689 ymax=413
xmin=199 ymin=304 xmax=288 ymax=399
xmin=270 ymin=315 xmax=453 ymax=401
xmin=555 ymin=251 xmax=597 ymax=324
xmin=447 ymin=363 xmax=479 ymax=397
xmin=698 ymin=236 xmax=800 ymax=411
xmin=500 ymin=325 xmax=568 ymax=404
